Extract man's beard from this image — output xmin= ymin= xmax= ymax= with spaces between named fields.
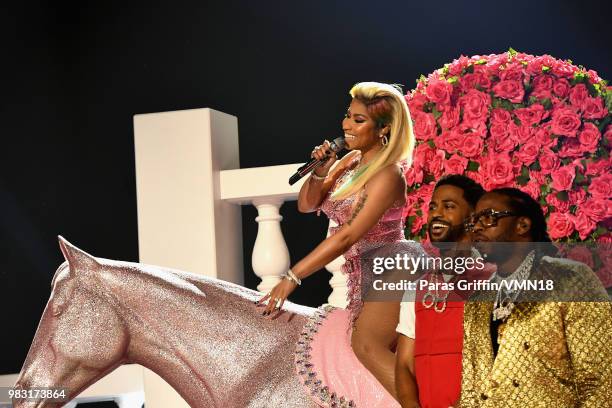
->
xmin=430 ymin=223 xmax=466 ymax=246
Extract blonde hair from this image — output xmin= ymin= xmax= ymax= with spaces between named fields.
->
xmin=331 ymin=82 xmax=415 ymax=200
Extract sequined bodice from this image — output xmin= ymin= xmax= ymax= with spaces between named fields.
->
xmin=319 ymin=153 xmax=408 ymax=319
xmin=319 ymin=154 xmax=406 ymax=260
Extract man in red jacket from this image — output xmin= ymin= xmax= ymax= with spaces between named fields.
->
xmin=395 ymin=175 xmax=485 ymax=408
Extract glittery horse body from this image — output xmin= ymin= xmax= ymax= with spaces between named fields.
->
xmin=14 ymin=237 xmax=320 ymax=408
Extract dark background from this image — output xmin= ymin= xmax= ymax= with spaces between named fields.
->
xmin=1 ymin=0 xmax=610 ymax=374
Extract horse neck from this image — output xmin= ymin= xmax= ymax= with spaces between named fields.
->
xmin=99 ymin=262 xmax=296 ymax=405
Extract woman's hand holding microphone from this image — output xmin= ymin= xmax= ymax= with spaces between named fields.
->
xmin=310 ymin=139 xmax=338 ymax=178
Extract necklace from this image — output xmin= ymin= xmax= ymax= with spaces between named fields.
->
xmin=491 ymin=251 xmax=535 ymax=321
xmin=422 ymin=270 xmax=450 ymax=313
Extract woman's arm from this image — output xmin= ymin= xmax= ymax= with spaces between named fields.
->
xmin=292 ymin=164 xmax=405 ymax=279
xmin=260 ymin=164 xmax=405 ymax=314
xmin=396 ymin=334 xmax=419 ymax=407
xmin=297 ymin=150 xmax=359 ymax=213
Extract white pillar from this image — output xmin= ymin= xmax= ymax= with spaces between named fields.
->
xmin=325 ymin=219 xmax=349 ymax=308
xmin=133 ymin=108 xmax=243 ymax=284
xmin=251 ymin=198 xmax=290 ymax=293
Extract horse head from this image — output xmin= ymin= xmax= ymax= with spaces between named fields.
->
xmin=14 ymin=237 xmax=129 ymax=408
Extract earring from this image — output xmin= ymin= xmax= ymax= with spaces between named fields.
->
xmin=380 ymin=134 xmax=389 ymax=146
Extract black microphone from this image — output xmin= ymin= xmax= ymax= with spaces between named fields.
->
xmin=288 ymin=137 xmax=346 ymax=185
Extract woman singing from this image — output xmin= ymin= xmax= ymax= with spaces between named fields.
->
xmin=259 ymin=82 xmax=416 ymax=405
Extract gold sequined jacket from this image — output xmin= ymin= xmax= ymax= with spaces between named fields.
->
xmin=459 ymin=256 xmax=612 ymax=408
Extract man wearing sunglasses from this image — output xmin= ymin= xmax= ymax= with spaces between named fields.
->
xmin=459 ymin=188 xmax=611 ymax=408
xmin=395 ymin=175 xmax=485 ymax=408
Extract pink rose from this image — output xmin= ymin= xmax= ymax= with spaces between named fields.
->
xmin=527 ymin=55 xmax=557 ymax=75
xmin=582 ymin=97 xmax=608 ymax=120
xmin=508 ymin=123 xmax=535 ymax=144
xmin=578 ymin=123 xmax=601 ymax=151
xmin=552 ymin=78 xmax=571 ymax=98
xmin=567 ymin=245 xmax=595 ymax=268
xmin=405 ymin=166 xmax=424 ymax=185
xmin=581 ymin=198 xmax=609 ymax=223
xmin=499 ymin=63 xmax=524 ymax=81
xmin=515 ymin=140 xmax=540 ymax=166
xmin=550 ymin=107 xmax=582 ymax=137
xmin=558 ymin=138 xmax=586 ymax=158
xmin=493 ymin=80 xmax=525 ymax=103
xmin=491 ymin=127 xmax=518 ymax=153
xmin=589 ymin=174 xmax=612 ymax=200
xmin=460 ymin=120 xmax=487 ymax=137
xmin=426 ymin=78 xmax=453 ymax=107
xmin=552 ymin=61 xmax=578 ymax=78
xmin=490 ymin=108 xmax=512 ymax=124
xmin=461 ymin=134 xmax=485 ymax=158
xmin=447 ymin=56 xmax=471 ymax=77
xmin=547 ymin=211 xmax=575 ymax=240
xmin=426 ymin=148 xmax=446 ymax=180
xmin=597 ymin=234 xmax=612 ymax=244
xmin=490 ymin=122 xmax=509 ymax=140
xmin=569 ymin=84 xmax=589 ymax=110
xmin=407 ymin=92 xmax=428 ymax=113
xmin=444 ymin=154 xmax=469 ymax=175
xmin=531 ymin=75 xmax=554 ymax=99
xmin=519 ymin=180 xmax=541 ymax=201
xmin=413 ymin=143 xmax=433 ymax=169
xmin=568 ymin=188 xmax=587 ymax=205
xmin=586 ymin=159 xmax=611 ymax=177
xmin=436 ymin=129 xmax=464 ymax=154
xmin=514 ymin=104 xmax=547 ymax=127
xmin=439 ymin=106 xmax=460 ymax=130
xmin=530 ymin=170 xmax=547 ymax=185
xmin=413 ymin=111 xmax=438 ymax=141
xmin=459 ymin=72 xmax=491 ymax=92
xmin=604 ymin=125 xmax=612 ymax=144
xmin=551 ymin=165 xmax=575 ymax=191
xmin=546 ymin=193 xmax=571 ymax=213
xmin=481 ymin=154 xmax=515 ymax=189
xmin=535 ymin=128 xmax=556 ymax=149
xmin=459 ymin=89 xmax=491 ymax=122
xmin=539 ymin=148 xmax=560 ymax=174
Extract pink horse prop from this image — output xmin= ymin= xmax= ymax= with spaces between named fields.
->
xmin=13 ymin=237 xmax=327 ymax=408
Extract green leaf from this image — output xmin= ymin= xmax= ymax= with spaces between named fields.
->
xmin=570 ymin=205 xmax=577 ymax=214
xmin=508 ymin=47 xmax=518 ymax=58
xmin=475 ymin=59 xmax=487 ymax=65
xmin=541 ymin=98 xmax=553 ymax=110
xmin=467 ymin=161 xmax=480 ymax=171
xmin=575 ymin=172 xmax=586 ymax=184
xmin=462 ymin=65 xmax=475 ymax=75
xmin=556 ymin=191 xmax=569 ymax=201
xmin=447 ymin=76 xmax=459 ymax=84
xmin=516 ymin=175 xmax=529 ymax=186
xmin=521 ymin=166 xmax=530 ymax=178
xmin=530 ymin=161 xmax=541 ymax=171
xmin=541 ymin=184 xmax=552 ymax=194
xmin=432 ymin=107 xmax=442 ymax=120
xmin=427 ymin=139 xmax=436 ymax=148
xmin=423 ymin=102 xmax=435 ymax=113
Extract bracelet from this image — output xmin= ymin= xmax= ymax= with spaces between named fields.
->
xmin=310 ymin=172 xmax=327 ymax=181
xmin=284 ymin=268 xmax=302 ymax=286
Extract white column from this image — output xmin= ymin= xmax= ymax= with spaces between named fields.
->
xmin=251 ymin=198 xmax=290 ymax=293
xmin=133 ymin=108 xmax=243 ymax=284
xmin=325 ymin=219 xmax=349 ymax=308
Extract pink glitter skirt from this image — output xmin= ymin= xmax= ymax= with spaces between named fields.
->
xmin=295 ymin=307 xmax=400 ymax=408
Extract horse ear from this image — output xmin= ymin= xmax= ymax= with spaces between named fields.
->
xmin=58 ymin=236 xmax=98 ymax=273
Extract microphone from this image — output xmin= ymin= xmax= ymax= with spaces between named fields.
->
xmin=288 ymin=137 xmax=346 ymax=185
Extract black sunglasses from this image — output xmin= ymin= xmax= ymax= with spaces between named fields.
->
xmin=464 ymin=209 xmax=518 ymax=232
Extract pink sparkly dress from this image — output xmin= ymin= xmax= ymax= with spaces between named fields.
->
xmin=295 ymin=153 xmax=412 ymax=408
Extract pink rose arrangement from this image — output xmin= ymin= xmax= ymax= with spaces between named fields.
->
xmin=404 ymin=49 xmax=611 ymax=251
